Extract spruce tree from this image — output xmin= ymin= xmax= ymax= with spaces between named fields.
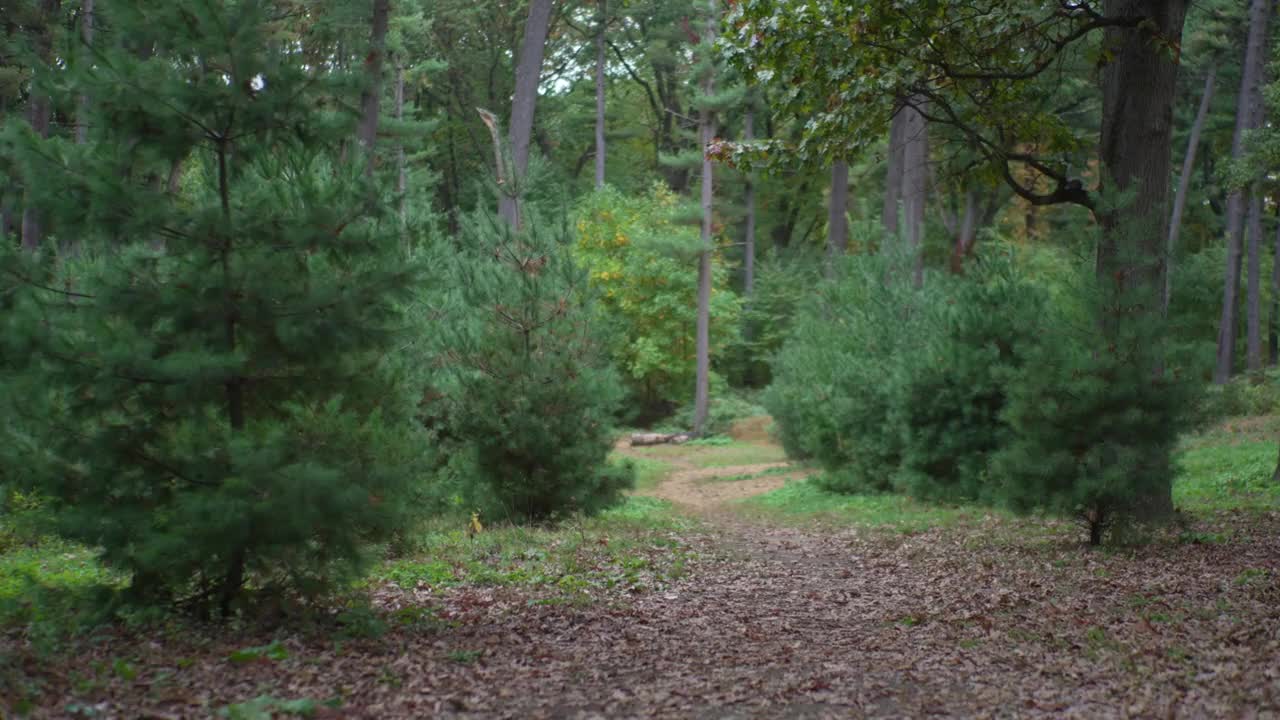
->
xmin=1 ymin=0 xmax=428 ymax=612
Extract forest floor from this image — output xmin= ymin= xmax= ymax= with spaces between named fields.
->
xmin=3 ymin=418 xmax=1280 ymax=718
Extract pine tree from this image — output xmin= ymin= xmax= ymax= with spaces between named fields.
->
xmin=1 ymin=0 xmax=428 ymax=612
xmin=426 ymin=210 xmax=632 ymax=521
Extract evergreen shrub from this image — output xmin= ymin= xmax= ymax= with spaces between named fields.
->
xmin=991 ymin=269 xmax=1200 ymax=542
xmin=890 ymin=253 xmax=1048 ymax=502
xmin=764 ymin=251 xmax=928 ymax=492
xmin=1 ymin=2 xmax=429 ymax=611
xmin=428 ymin=212 xmax=633 ymax=521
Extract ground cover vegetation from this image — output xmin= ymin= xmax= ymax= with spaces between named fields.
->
xmin=2 ymin=0 xmax=1279 ymax=715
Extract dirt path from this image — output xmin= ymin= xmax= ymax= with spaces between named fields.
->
xmin=11 ymin=428 xmax=1279 ymax=718
xmin=645 ymin=462 xmax=798 ymax=510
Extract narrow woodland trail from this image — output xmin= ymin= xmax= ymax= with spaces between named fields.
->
xmin=10 ymin=423 xmax=1278 ymax=718
xmin=342 ymin=433 xmax=1274 ymax=718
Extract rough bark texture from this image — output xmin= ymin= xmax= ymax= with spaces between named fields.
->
xmin=1096 ymin=0 xmax=1188 ymax=520
xmin=501 ymin=0 xmax=555 ymax=227
xmin=395 ymin=63 xmax=407 ymax=229
xmin=1246 ymin=190 xmax=1264 ymax=371
xmin=901 ymin=100 xmax=928 ymax=286
xmin=594 ymin=0 xmax=607 ymax=189
xmin=21 ymin=0 xmax=60 ymax=253
xmin=1215 ymin=0 xmax=1272 ymax=383
xmin=76 ymin=0 xmax=94 ymax=145
xmin=881 ymin=109 xmax=906 ymax=248
xmin=1164 ymin=66 xmax=1215 ymax=314
xmin=826 ymin=160 xmax=849 ymax=271
xmin=692 ymin=1 xmax=716 ymax=437
xmin=357 ymin=0 xmax=391 ymax=177
xmin=743 ymin=108 xmax=756 ymax=303
xmin=1272 ymin=211 xmax=1279 ymax=365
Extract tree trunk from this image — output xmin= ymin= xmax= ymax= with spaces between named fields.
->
xmin=901 ymin=99 xmax=928 ymax=286
xmin=1095 ymin=0 xmax=1189 ymax=520
xmin=76 ymin=0 xmax=94 ymax=145
xmin=501 ymin=0 xmax=555 ymax=227
xmin=1164 ymin=65 xmax=1215 ymax=314
xmin=948 ymin=188 xmax=980 ymax=274
xmin=594 ymin=0 xmax=607 ymax=189
xmin=692 ymin=1 xmax=716 ymax=437
xmin=21 ymin=0 xmax=60 ymax=253
xmin=1246 ymin=189 xmax=1264 ymax=371
xmin=743 ymin=107 xmax=756 ymax=303
xmin=357 ymin=0 xmax=391 ymax=178
xmin=395 ymin=63 xmax=407 ymax=231
xmin=826 ymin=160 xmax=849 ymax=272
xmin=1271 ymin=205 xmax=1279 ymax=365
xmin=882 ymin=108 xmax=906 ymax=248
xmin=1215 ymin=0 xmax=1272 ymax=383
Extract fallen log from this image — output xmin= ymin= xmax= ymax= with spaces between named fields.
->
xmin=629 ymin=432 xmax=693 ymax=447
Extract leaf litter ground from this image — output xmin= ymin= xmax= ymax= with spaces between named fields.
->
xmin=4 ymin=430 xmax=1279 ymax=718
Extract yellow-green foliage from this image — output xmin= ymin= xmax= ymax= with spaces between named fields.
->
xmin=575 ymin=184 xmax=741 ymax=412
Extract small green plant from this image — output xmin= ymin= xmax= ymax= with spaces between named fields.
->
xmin=228 ymin=640 xmax=289 ymax=665
xmin=218 ymin=695 xmax=332 ymax=719
xmin=336 ymin=605 xmax=389 ymax=640
xmin=1234 ymin=568 xmax=1269 ymax=586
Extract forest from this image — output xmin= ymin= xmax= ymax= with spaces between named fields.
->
xmin=1 ymin=0 xmax=1278 ymax=716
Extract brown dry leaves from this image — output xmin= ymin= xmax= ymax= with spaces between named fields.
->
xmin=4 ymin=485 xmax=1279 ymax=717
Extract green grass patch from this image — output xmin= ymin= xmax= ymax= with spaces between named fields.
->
xmin=705 ymin=465 xmax=798 ymax=484
xmin=631 ymin=440 xmax=788 ymax=469
xmin=1173 ymin=438 xmax=1280 ymax=512
xmin=372 ymin=496 xmax=695 ymax=602
xmin=628 ymin=456 xmax=676 ymax=492
xmin=0 ymin=535 xmax=125 ymax=643
xmin=740 ymin=478 xmax=997 ymax=532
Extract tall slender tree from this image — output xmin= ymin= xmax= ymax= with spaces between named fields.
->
xmin=1164 ymin=65 xmax=1215 ymax=314
xmin=20 ymin=0 xmax=59 ymax=252
xmin=742 ymin=103 xmax=756 ymax=303
xmin=76 ymin=0 xmax=93 ymax=145
xmin=826 ymin=160 xmax=849 ymax=270
xmin=692 ymin=0 xmax=716 ymax=436
xmin=594 ymin=0 xmax=607 ymax=189
xmin=359 ymin=0 xmax=392 ymax=178
xmin=1214 ymin=0 xmax=1271 ymax=383
xmin=500 ymin=0 xmax=555 ymax=227
xmin=901 ymin=98 xmax=928 ymax=286
xmin=882 ymin=109 xmax=906 ymax=247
